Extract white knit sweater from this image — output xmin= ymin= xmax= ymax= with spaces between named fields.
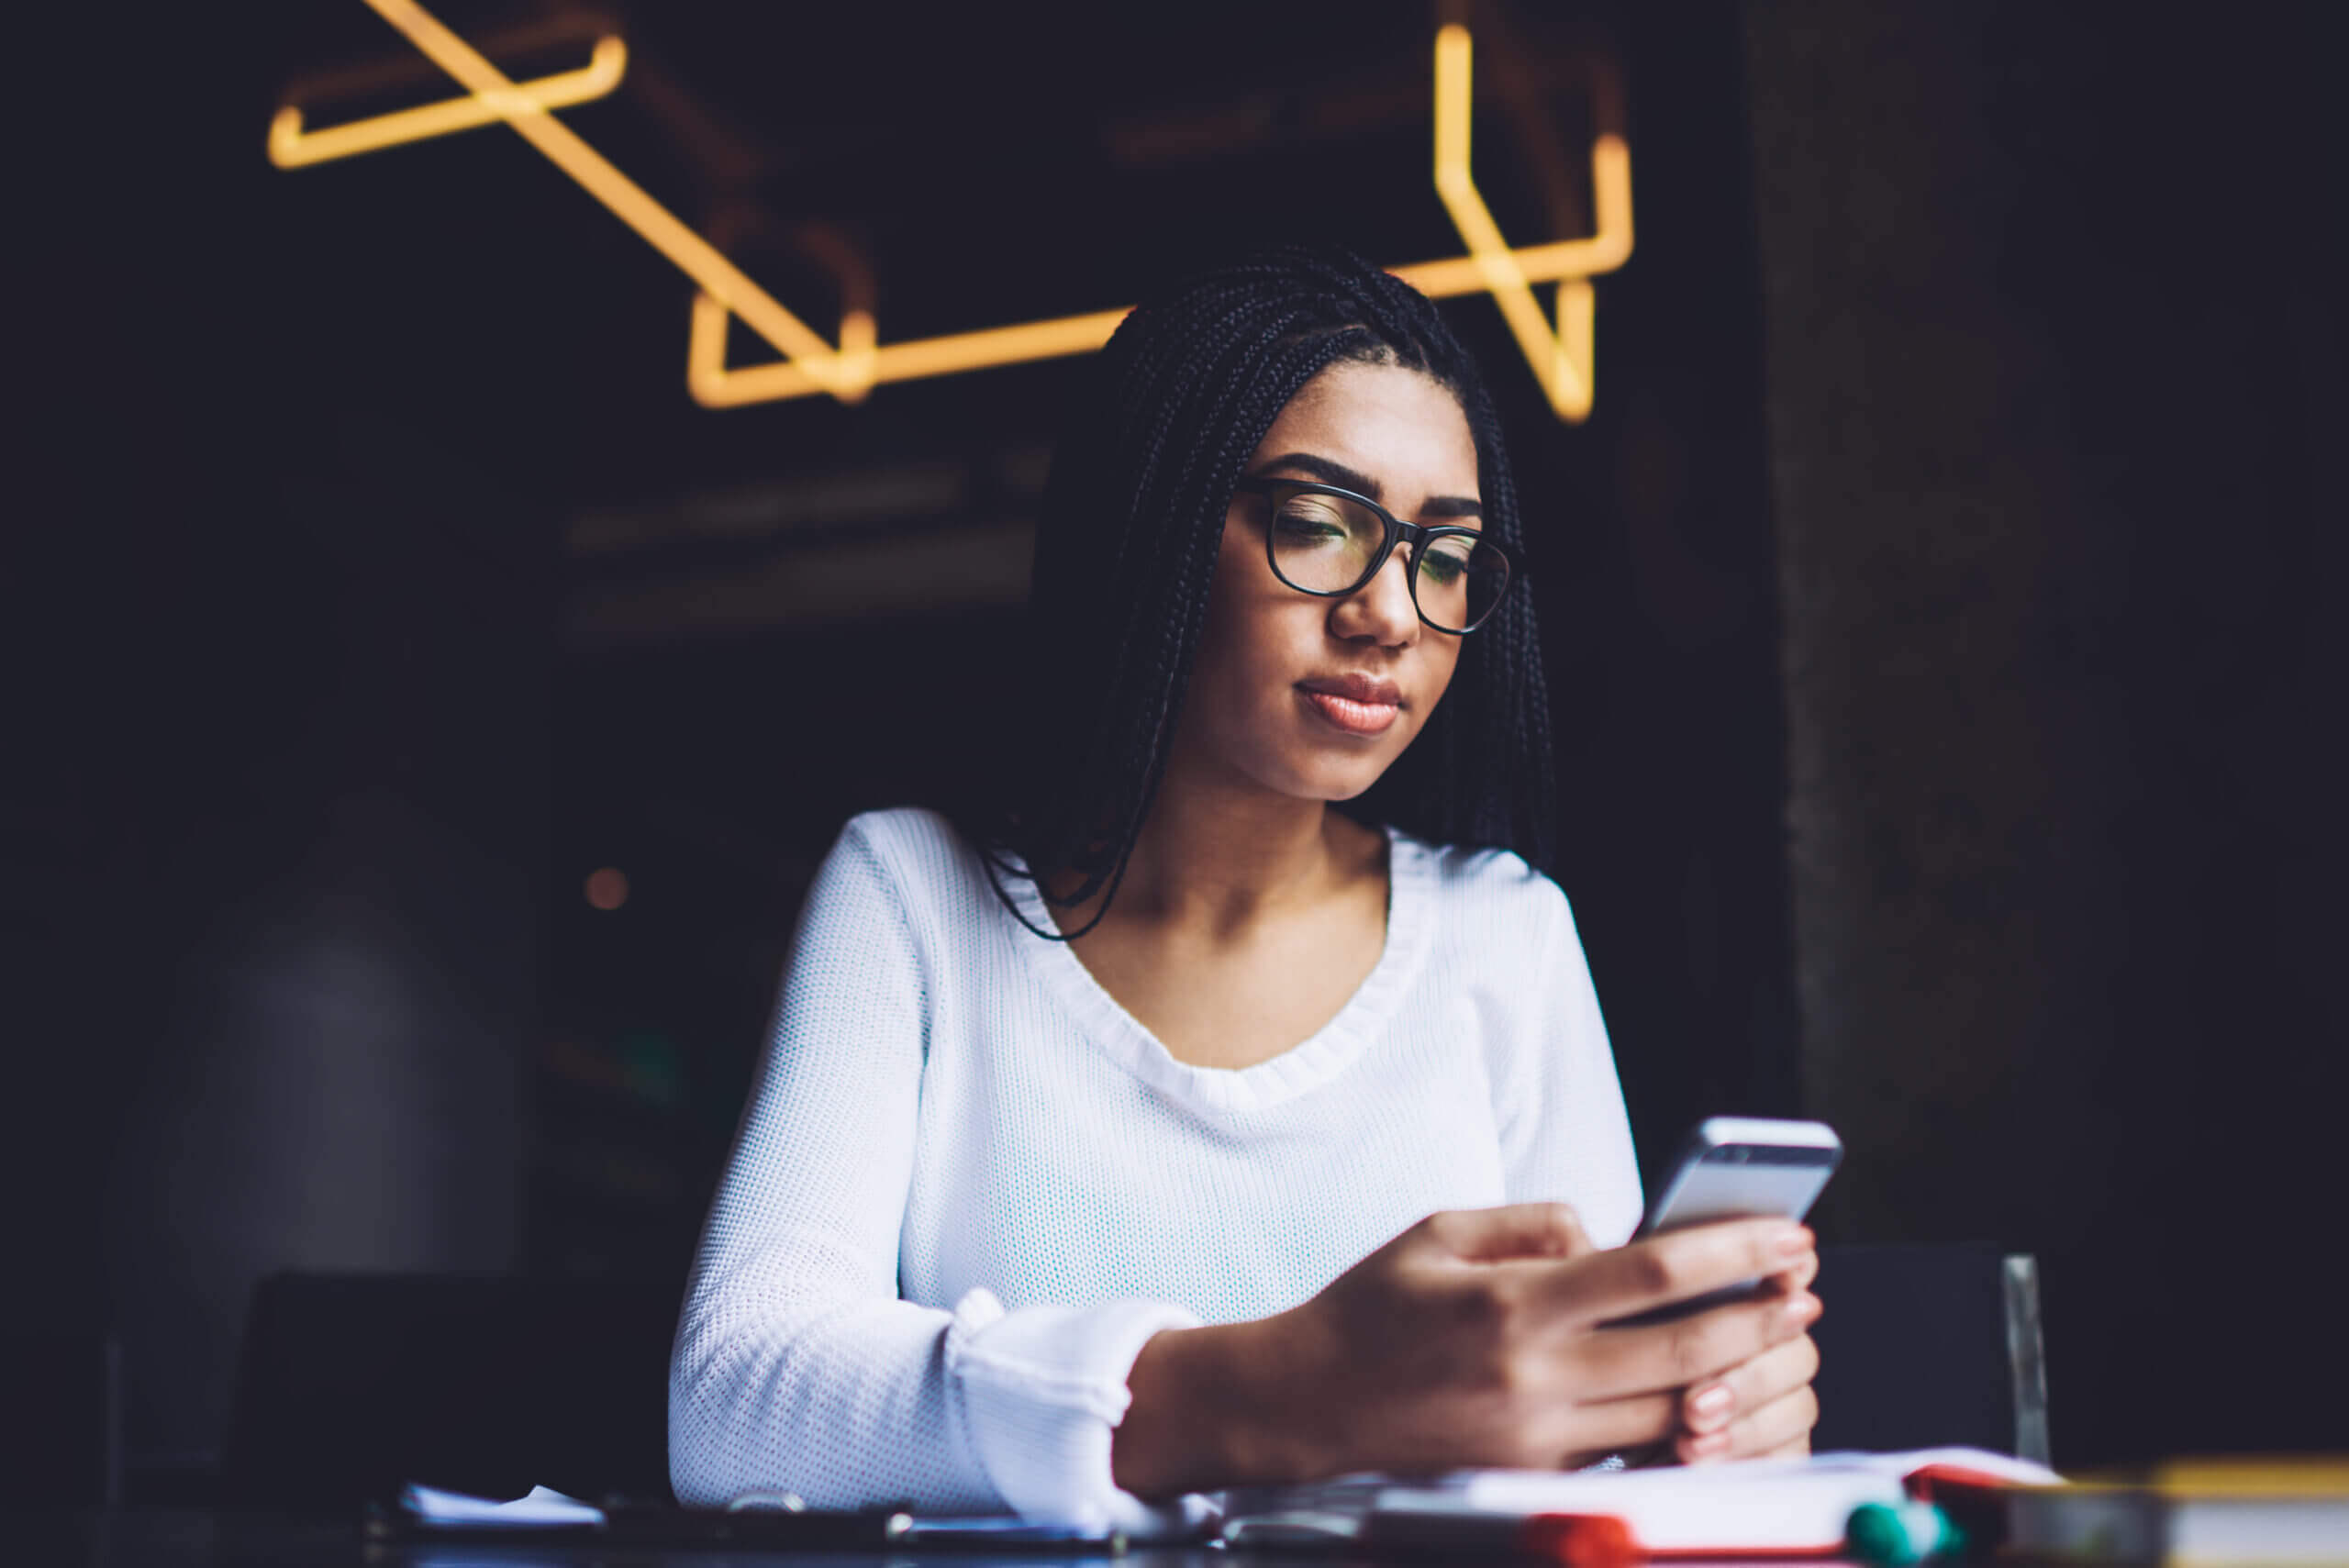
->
xmin=668 ymin=807 xmax=1642 ymax=1529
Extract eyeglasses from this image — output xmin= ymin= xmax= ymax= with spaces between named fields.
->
xmin=1232 ymin=476 xmax=1516 ymax=635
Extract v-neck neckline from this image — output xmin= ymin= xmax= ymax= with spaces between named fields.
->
xmin=999 ymin=825 xmax=1435 ymax=1116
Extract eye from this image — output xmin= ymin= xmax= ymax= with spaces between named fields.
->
xmin=1273 ymin=500 xmax=1354 ymax=542
xmin=1419 ymin=539 xmax=1474 ymax=584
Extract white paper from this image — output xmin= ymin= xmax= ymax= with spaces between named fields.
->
xmin=1397 ymin=1448 xmax=2061 ymax=1552
xmin=400 ymin=1483 xmax=607 ymax=1528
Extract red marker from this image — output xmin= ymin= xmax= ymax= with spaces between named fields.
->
xmin=1362 ymin=1508 xmax=1638 ymax=1568
xmin=1522 ymin=1513 xmax=1640 ymax=1568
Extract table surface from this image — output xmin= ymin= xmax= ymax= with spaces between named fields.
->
xmin=30 ymin=1509 xmax=1885 ymax=1568
xmin=33 ymin=1510 xmax=1239 ymax=1568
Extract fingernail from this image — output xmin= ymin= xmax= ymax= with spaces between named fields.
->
xmin=1783 ymin=1292 xmax=1821 ymax=1327
xmin=1683 ymin=1429 xmax=1731 ymax=1458
xmin=1776 ymin=1226 xmax=1815 ymax=1257
xmin=1688 ymin=1383 xmax=1733 ymax=1424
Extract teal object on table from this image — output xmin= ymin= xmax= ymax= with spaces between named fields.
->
xmin=1846 ymin=1499 xmax=1967 ymax=1563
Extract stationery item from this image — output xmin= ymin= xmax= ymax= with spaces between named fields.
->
xmin=1218 ymin=1447 xmax=2055 ymax=1559
xmin=401 ymin=1483 xmax=605 ymax=1528
xmin=1372 ymin=1508 xmax=1637 ymax=1568
xmin=1844 ymin=1499 xmax=1965 ymax=1564
xmin=384 ymin=1484 xmax=1127 ymax=1551
xmin=1967 ymin=1457 xmax=2349 ymax=1567
xmin=898 ymin=1515 xmax=1138 ymax=1546
xmin=386 ymin=1492 xmax=915 ymax=1548
xmin=1516 ymin=1513 xmax=1639 ymax=1568
xmin=1219 ymin=1503 xmax=1634 ymax=1567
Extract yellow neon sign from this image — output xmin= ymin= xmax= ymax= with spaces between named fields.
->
xmin=690 ymin=28 xmax=1632 ymax=416
xmin=354 ymin=0 xmax=862 ymax=397
xmin=687 ymin=293 xmax=1136 ymax=408
xmin=269 ymin=34 xmax=627 ymax=169
xmin=286 ymin=4 xmax=1632 ymax=420
xmin=1431 ymin=24 xmax=1620 ymax=420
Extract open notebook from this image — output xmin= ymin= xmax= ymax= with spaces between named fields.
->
xmin=1220 ymin=1447 xmax=2059 ymax=1555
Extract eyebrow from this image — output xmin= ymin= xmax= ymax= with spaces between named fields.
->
xmin=1252 ymin=450 xmax=1484 ymax=520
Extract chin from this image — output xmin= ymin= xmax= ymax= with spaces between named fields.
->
xmin=1268 ymin=753 xmax=1399 ymax=804
xmin=1218 ymin=707 xmax=1418 ymax=802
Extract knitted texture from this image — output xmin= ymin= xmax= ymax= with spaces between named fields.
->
xmin=669 ymin=808 xmax=1642 ymax=1526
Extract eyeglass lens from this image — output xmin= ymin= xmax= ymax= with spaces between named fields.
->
xmin=1263 ymin=484 xmax=1508 ymax=632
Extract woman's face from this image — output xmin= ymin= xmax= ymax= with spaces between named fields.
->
xmin=1173 ymin=358 xmax=1482 ymax=804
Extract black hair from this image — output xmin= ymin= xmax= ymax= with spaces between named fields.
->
xmin=964 ymin=243 xmax=1555 ymax=939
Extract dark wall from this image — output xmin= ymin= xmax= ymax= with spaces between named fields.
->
xmin=95 ymin=427 xmax=544 ymax=1464
xmin=1541 ymin=3 xmax=1802 ymax=1170
xmin=1744 ymin=1 xmax=2347 ymax=1463
xmin=15 ymin=4 xmax=557 ymax=1490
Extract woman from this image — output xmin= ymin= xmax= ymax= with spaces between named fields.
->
xmin=669 ymin=248 xmax=1821 ymax=1527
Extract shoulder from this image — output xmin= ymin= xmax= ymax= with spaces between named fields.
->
xmin=833 ymin=806 xmax=969 ymax=868
xmin=1395 ymin=828 xmax=1576 ymax=939
xmin=1389 ymin=828 xmax=1587 ymax=985
xmin=815 ymin=807 xmax=1003 ymax=934
xmin=822 ymin=806 xmax=985 ymax=897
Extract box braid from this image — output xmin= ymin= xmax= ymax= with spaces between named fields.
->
xmin=963 ymin=243 xmax=1556 ymax=940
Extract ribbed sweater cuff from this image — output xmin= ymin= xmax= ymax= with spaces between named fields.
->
xmin=945 ymin=1287 xmax=1210 ymax=1534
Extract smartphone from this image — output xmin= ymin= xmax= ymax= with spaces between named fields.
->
xmin=1604 ymin=1116 xmax=1842 ymax=1327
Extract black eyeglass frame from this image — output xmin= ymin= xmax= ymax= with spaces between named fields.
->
xmin=1232 ymin=475 xmax=1517 ymax=635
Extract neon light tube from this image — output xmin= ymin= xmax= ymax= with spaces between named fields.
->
xmin=270 ymin=35 xmax=628 ymax=168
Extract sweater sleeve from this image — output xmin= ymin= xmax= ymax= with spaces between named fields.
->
xmin=667 ymin=819 xmax=1204 ymax=1529
xmin=1493 ymin=873 xmax=1645 ymax=1247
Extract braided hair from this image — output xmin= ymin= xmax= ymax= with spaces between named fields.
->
xmin=965 ymin=243 xmax=1556 ymax=939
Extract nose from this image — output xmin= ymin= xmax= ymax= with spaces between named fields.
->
xmin=1328 ymin=548 xmax=1420 ymax=648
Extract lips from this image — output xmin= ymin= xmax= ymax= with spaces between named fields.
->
xmin=1297 ymin=673 xmax=1403 ymax=737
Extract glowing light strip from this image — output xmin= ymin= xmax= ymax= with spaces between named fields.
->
xmin=686 ymin=148 xmax=1631 ymax=404
xmin=1392 ymin=132 xmax=1632 ymax=297
xmin=269 ymin=35 xmax=628 ymax=168
xmin=1431 ymin=24 xmax=1615 ymax=420
xmin=358 ymin=0 xmax=859 ymax=397
xmin=290 ymin=5 xmax=1629 ymax=417
xmin=689 ymin=27 xmax=1631 ymax=415
xmin=689 ymin=293 xmax=1137 ymax=407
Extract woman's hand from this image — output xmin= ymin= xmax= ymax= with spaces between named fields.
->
xmin=1113 ymin=1203 xmax=1820 ymax=1496
xmin=1673 ymin=1247 xmax=1822 ymax=1463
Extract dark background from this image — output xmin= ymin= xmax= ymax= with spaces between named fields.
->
xmin=11 ymin=0 xmax=2343 ymax=1503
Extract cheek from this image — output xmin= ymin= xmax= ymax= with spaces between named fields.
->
xmin=1186 ymin=523 xmax=1464 ymax=774
xmin=1197 ymin=591 xmax=1315 ymax=724
xmin=1416 ymin=639 xmax=1465 ymax=714
xmin=1194 ymin=528 xmax=1298 ymax=689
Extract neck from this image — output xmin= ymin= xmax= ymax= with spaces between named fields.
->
xmin=1055 ymin=752 xmax=1365 ymax=940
